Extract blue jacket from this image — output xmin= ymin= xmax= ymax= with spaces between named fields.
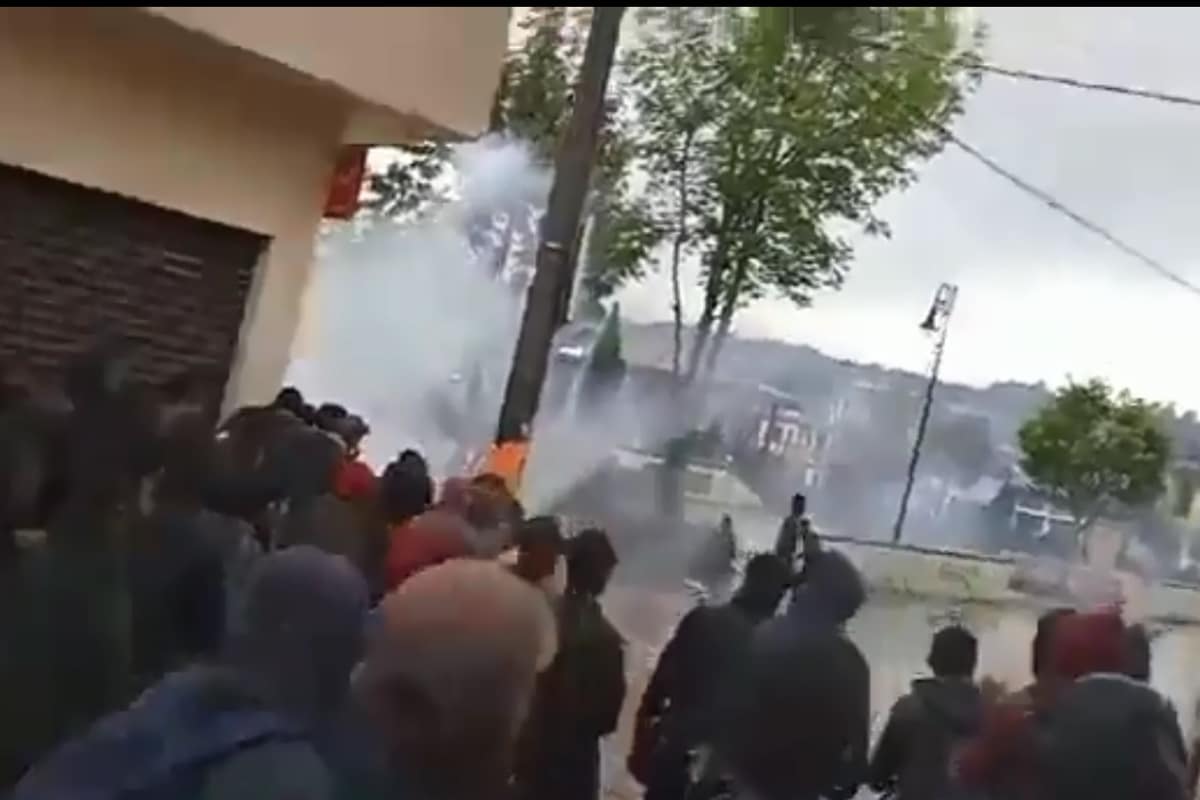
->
xmin=13 ymin=665 xmax=326 ymax=800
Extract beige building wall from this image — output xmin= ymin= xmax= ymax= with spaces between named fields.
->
xmin=145 ymin=7 xmax=510 ymax=141
xmin=0 ymin=10 xmax=336 ymax=406
xmin=0 ymin=6 xmax=507 ymax=407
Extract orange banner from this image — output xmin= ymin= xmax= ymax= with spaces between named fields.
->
xmin=323 ymin=145 xmax=368 ymax=220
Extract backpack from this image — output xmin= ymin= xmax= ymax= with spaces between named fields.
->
xmin=1040 ymin=673 xmax=1189 ymax=800
xmin=12 ymin=668 xmax=308 ymax=800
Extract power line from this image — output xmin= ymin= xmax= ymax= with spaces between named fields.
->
xmin=834 ymin=51 xmax=1200 ymax=297
xmin=970 ymin=61 xmax=1200 ymax=110
xmin=945 ymin=132 xmax=1200 ymax=297
xmin=852 ymin=35 xmax=1200 ymax=110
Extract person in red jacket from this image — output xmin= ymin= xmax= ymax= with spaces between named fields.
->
xmin=333 ymin=414 xmax=377 ymax=502
xmin=957 ymin=609 xmax=1128 ymax=800
xmin=382 ymin=477 xmax=474 ymax=590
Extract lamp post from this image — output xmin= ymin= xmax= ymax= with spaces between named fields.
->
xmin=893 ymin=282 xmax=958 ymax=544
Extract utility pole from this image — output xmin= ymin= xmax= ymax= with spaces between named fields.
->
xmin=492 ymin=7 xmax=626 ymax=483
xmin=893 ymin=282 xmax=958 ymax=544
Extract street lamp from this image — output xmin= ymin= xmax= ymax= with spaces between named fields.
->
xmin=893 ymin=282 xmax=959 ymax=544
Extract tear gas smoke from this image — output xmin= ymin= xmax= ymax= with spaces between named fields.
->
xmin=286 ymin=136 xmax=690 ymax=513
xmin=287 ymin=137 xmax=544 ymax=473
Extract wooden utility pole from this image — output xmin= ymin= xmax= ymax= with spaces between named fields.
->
xmin=493 ymin=7 xmax=626 ymax=460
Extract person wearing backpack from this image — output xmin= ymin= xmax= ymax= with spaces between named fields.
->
xmin=869 ymin=625 xmax=983 ymax=800
xmin=13 ymin=547 xmax=368 ymax=800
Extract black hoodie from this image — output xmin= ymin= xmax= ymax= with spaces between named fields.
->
xmin=869 ymin=677 xmax=983 ymax=800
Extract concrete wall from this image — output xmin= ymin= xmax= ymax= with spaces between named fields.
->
xmin=0 ymin=8 xmax=348 ymax=405
xmin=145 ymin=6 xmax=510 ymax=139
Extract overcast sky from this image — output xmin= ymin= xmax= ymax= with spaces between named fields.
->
xmin=617 ymin=8 xmax=1200 ymax=411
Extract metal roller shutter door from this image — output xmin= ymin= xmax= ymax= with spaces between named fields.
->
xmin=0 ymin=163 xmax=265 ymax=393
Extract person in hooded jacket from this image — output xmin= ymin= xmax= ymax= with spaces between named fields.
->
xmin=869 ymin=625 xmax=983 ymax=800
xmin=515 ymin=528 xmax=625 ymax=800
xmin=14 ymin=546 xmax=369 ymax=800
xmin=631 ymin=553 xmax=791 ymax=800
xmin=709 ymin=541 xmax=868 ymax=800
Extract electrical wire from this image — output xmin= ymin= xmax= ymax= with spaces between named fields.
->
xmin=944 ymin=133 xmax=1200 ymax=297
xmin=836 ymin=44 xmax=1200 ymax=297
xmin=852 ymin=35 xmax=1200 ymax=110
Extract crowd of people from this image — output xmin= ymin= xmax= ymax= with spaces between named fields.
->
xmin=0 ymin=340 xmax=1198 ymax=800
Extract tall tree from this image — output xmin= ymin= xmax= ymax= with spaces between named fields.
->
xmin=617 ymin=7 xmax=979 ymax=383
xmin=619 ymin=8 xmax=725 ymax=379
xmin=703 ymin=8 xmax=980 ymax=379
xmin=1018 ymin=379 xmax=1169 ymax=556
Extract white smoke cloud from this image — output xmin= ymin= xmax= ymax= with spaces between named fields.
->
xmin=288 ymin=136 xmax=547 ymax=473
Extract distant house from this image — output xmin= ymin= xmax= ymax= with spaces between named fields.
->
xmin=989 ymin=468 xmax=1076 ymax=536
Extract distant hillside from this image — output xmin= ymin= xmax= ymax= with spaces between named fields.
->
xmin=622 ymin=321 xmax=1052 ymax=446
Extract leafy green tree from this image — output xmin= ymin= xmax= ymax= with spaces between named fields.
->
xmin=359 ymin=142 xmax=450 ymax=221
xmin=578 ymin=302 xmax=627 ymax=409
xmin=356 ymin=7 xmax=977 ymax=386
xmin=619 ymin=7 xmax=979 ymax=382
xmin=1018 ymin=379 xmax=1170 ymax=555
xmin=697 ymin=8 xmax=980 ymax=379
xmin=620 ymin=8 xmax=725 ymax=378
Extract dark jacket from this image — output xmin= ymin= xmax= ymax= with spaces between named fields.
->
xmin=632 ymin=599 xmax=764 ymax=800
xmin=869 ymin=677 xmax=983 ymax=800
xmin=278 ymin=495 xmax=374 ymax=575
xmin=1042 ymin=673 xmax=1188 ymax=800
xmin=517 ymin=590 xmax=625 ymax=800
xmin=717 ymin=619 xmax=869 ymax=800
xmin=714 ymin=549 xmax=868 ymax=800
xmin=639 ymin=600 xmax=762 ymax=747
xmin=273 ymin=428 xmax=382 ymax=581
